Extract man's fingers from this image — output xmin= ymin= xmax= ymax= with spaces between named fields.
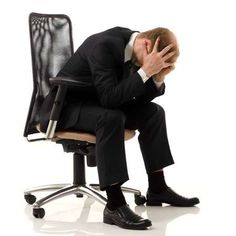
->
xmin=168 ymin=65 xmax=175 ymax=72
xmin=162 ymin=51 xmax=176 ymax=62
xmin=163 ymin=62 xmax=175 ymax=69
xmin=165 ymin=65 xmax=175 ymax=73
xmin=158 ymin=64 xmax=175 ymax=77
xmin=152 ymin=37 xmax=160 ymax=52
xmin=159 ymin=44 xmax=174 ymax=57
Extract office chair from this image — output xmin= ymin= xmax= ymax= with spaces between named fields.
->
xmin=24 ymin=12 xmax=146 ymax=219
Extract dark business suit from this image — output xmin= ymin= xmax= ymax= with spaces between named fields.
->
xmin=39 ymin=27 xmax=174 ymax=190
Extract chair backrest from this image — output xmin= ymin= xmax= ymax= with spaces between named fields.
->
xmin=24 ymin=13 xmax=74 ymax=137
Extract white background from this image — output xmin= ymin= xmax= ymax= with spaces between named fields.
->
xmin=0 ymin=0 xmax=236 ymax=235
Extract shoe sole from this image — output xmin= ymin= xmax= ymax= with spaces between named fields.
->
xmin=146 ymin=200 xmax=162 ymax=206
xmin=146 ymin=200 xmax=199 ymax=207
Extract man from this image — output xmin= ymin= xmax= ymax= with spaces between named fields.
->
xmin=39 ymin=26 xmax=199 ymax=230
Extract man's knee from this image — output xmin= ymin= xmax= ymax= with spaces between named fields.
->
xmin=149 ymin=102 xmax=165 ymax=118
xmin=155 ymin=103 xmax=165 ymax=116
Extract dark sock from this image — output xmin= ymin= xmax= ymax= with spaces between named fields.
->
xmin=105 ymin=184 xmax=127 ymax=211
xmin=148 ymin=170 xmax=168 ymax=194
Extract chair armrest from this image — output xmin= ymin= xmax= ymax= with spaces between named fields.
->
xmin=50 ymin=76 xmax=93 ymax=89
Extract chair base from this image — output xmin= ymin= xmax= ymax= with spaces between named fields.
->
xmin=24 ymin=183 xmax=108 ymax=207
xmin=24 ymin=182 xmax=146 ymax=218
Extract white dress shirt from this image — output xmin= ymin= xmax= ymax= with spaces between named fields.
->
xmin=124 ymin=32 xmax=164 ymax=88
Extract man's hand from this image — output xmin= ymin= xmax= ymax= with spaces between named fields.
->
xmin=152 ymin=65 xmax=175 ymax=82
xmin=141 ymin=37 xmax=175 ymax=78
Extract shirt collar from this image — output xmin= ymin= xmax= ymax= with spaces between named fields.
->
xmin=124 ymin=32 xmax=139 ymax=63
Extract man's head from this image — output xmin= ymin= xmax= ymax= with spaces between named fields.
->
xmin=132 ymin=27 xmax=179 ymax=67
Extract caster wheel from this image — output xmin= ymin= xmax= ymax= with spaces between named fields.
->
xmin=76 ymin=193 xmax=83 ymax=198
xmin=24 ymin=194 xmax=36 ymax=205
xmin=135 ymin=194 xmax=146 ymax=205
xmin=33 ymin=208 xmax=45 ymax=218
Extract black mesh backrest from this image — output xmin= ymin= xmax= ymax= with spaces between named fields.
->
xmin=24 ymin=13 xmax=74 ymax=137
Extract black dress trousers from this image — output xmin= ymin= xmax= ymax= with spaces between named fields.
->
xmin=72 ymin=99 xmax=174 ymax=191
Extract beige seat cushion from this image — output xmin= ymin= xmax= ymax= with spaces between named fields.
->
xmin=36 ymin=124 xmax=135 ymax=144
xmin=54 ymin=129 xmax=135 ymax=144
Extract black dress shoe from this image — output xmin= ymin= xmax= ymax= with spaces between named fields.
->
xmin=146 ymin=188 xmax=200 ymax=207
xmin=103 ymin=204 xmax=152 ymax=230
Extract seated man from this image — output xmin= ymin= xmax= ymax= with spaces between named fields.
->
xmin=39 ymin=26 xmax=199 ymax=230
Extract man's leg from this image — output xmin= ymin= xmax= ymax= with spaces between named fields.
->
xmin=73 ymin=101 xmax=129 ymax=190
xmin=122 ymin=101 xmax=199 ymax=207
xmin=123 ymin=101 xmax=174 ymax=172
xmin=73 ymin=101 xmax=152 ymax=229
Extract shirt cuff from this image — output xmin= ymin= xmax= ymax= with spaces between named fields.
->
xmin=137 ymin=68 xmax=150 ymax=83
xmin=152 ymin=77 xmax=164 ymax=88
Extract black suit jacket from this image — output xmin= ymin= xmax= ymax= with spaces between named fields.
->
xmin=39 ymin=27 xmax=165 ymax=132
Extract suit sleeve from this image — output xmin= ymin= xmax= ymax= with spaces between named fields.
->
xmin=88 ymin=43 xmax=148 ymax=108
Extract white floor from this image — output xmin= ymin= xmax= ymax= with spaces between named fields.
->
xmin=23 ymin=195 xmax=201 ymax=236
xmin=2 ymin=166 xmax=236 ymax=236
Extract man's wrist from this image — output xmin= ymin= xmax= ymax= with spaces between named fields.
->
xmin=137 ymin=68 xmax=150 ymax=83
xmin=140 ymin=66 xmax=152 ymax=77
